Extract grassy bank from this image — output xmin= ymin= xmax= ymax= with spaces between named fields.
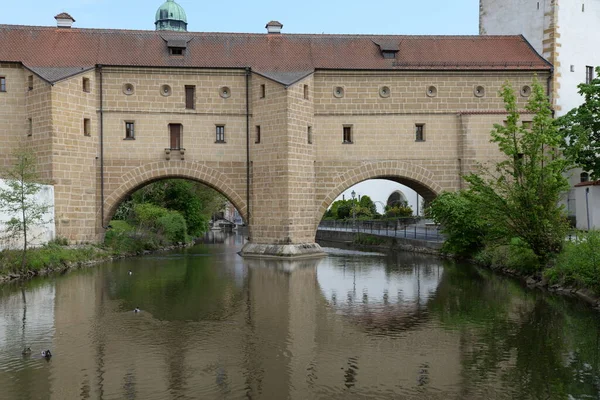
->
xmin=0 ymin=219 xmax=195 ymax=283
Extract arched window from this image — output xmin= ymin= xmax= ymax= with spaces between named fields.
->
xmin=581 ymin=172 xmax=590 ymax=183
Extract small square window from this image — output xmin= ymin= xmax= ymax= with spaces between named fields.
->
xmin=307 ymin=126 xmax=312 ymax=144
xmin=586 ymin=66 xmax=595 ymax=84
xmin=343 ymin=126 xmax=353 ymax=144
xmin=0 ymin=77 xmax=5 ymax=92
xmin=255 ymin=125 xmax=261 ymax=143
xmin=303 ymin=84 xmax=309 ymax=100
xmin=27 ymin=75 xmax=33 ymax=91
xmin=216 ymin=125 xmax=225 ymax=143
xmin=84 ymin=118 xmax=91 ymax=137
xmin=522 ymin=121 xmax=532 ymax=130
xmin=260 ymin=84 xmax=266 ymax=99
xmin=83 ymin=77 xmax=90 ymax=93
xmin=415 ymin=124 xmax=425 ymax=142
xmin=27 ymin=118 xmax=32 ymax=137
xmin=125 ymin=121 xmax=135 ymax=139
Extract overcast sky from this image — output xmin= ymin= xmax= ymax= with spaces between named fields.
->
xmin=1 ymin=0 xmax=480 ymax=35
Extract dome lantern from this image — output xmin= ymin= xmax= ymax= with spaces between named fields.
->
xmin=155 ymin=0 xmax=188 ymax=32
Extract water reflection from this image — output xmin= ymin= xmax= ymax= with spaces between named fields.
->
xmin=0 ymin=233 xmax=599 ymax=399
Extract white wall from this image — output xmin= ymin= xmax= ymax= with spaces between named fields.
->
xmin=575 ymin=185 xmax=600 ymax=230
xmin=0 ymin=179 xmax=55 ymax=249
xmin=479 ymin=0 xmax=548 ymax=53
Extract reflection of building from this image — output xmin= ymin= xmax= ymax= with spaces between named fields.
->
xmin=480 ymin=0 xmax=600 ymax=229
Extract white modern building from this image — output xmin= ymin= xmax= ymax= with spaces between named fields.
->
xmin=480 ymin=0 xmax=600 ymax=229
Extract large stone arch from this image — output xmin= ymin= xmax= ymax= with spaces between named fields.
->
xmin=316 ymin=160 xmax=443 ymax=225
xmin=102 ymin=161 xmax=247 ymax=227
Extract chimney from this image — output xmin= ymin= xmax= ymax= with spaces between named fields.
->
xmin=54 ymin=12 xmax=75 ymax=28
xmin=265 ymin=20 xmax=283 ymax=34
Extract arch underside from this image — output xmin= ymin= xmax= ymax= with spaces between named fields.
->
xmin=102 ymin=161 xmax=247 ymax=228
xmin=316 ymin=160 xmax=444 ymax=225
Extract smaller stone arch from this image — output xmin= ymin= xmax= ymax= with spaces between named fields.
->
xmin=316 ymin=160 xmax=442 ymax=226
xmin=103 ymin=161 xmax=247 ymax=228
xmin=386 ymin=190 xmax=409 ymax=207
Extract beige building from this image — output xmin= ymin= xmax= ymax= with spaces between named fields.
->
xmin=0 ymin=2 xmax=551 ymax=257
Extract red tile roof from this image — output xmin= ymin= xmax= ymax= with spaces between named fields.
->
xmin=0 ymin=25 xmax=552 ymax=84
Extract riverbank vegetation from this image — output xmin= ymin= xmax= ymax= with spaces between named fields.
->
xmin=428 ymin=79 xmax=600 ymax=295
xmin=0 ymin=179 xmax=227 ymax=280
xmin=323 ymin=195 xmax=414 ymax=220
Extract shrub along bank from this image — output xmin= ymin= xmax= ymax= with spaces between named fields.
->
xmin=0 ymin=179 xmax=225 ymax=282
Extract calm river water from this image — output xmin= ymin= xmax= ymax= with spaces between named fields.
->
xmin=1 ymin=232 xmax=600 ymax=399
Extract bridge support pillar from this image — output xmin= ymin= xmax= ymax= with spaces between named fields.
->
xmin=239 ymin=242 xmax=325 ymax=259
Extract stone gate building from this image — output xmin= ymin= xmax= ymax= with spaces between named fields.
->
xmin=0 ymin=1 xmax=552 ymax=257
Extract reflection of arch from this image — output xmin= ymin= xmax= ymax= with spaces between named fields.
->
xmin=318 ymin=161 xmax=441 ymax=223
xmin=103 ymin=161 xmax=246 ymax=227
xmin=387 ymin=190 xmax=408 ymax=207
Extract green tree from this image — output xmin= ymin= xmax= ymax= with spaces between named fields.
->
xmin=358 ymin=195 xmax=378 ymax=216
xmin=463 ymin=79 xmax=570 ymax=265
xmin=426 ymin=191 xmax=487 ymax=256
xmin=557 ymin=66 xmax=600 ymax=178
xmin=0 ymin=149 xmax=52 ymax=270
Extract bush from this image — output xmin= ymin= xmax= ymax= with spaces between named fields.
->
xmin=156 ymin=212 xmax=188 ymax=243
xmin=476 ymin=238 xmax=541 ymax=274
xmin=545 ymin=230 xmax=600 ymax=293
xmin=426 ymin=191 xmax=487 ymax=256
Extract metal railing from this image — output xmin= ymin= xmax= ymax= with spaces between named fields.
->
xmin=318 ymin=218 xmax=444 ymax=242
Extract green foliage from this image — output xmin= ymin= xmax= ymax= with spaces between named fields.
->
xmin=325 ymin=196 xmax=379 ymax=220
xmin=463 ymin=79 xmax=570 ymax=264
xmin=557 ymin=66 xmax=600 ymax=179
xmin=0 ymin=148 xmax=53 ymax=270
xmin=476 ymin=238 xmax=541 ymax=274
xmin=353 ymin=234 xmax=385 ymax=246
xmin=426 ymin=191 xmax=487 ymax=256
xmin=125 ymin=179 xmax=220 ymax=237
xmin=156 ymin=212 xmax=188 ymax=243
xmin=384 ymin=204 xmax=413 ymax=218
xmin=545 ymin=230 xmax=600 ymax=293
xmin=0 ymin=243 xmax=99 ymax=274
xmin=132 ymin=203 xmax=188 ymax=245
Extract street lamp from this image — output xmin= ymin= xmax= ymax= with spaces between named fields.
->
xmin=351 ymin=190 xmax=356 ymax=232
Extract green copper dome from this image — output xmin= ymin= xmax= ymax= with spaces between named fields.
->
xmin=155 ymin=0 xmax=188 ymax=32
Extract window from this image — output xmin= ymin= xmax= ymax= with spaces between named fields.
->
xmin=83 ymin=118 xmax=91 ymax=136
xmin=125 ymin=121 xmax=135 ymax=139
xmin=185 ymin=85 xmax=195 ymax=109
xmin=343 ymin=125 xmax=353 ymax=144
xmin=260 ymin=84 xmax=266 ymax=98
xmin=216 ymin=125 xmax=225 ymax=143
xmin=170 ymin=48 xmax=184 ymax=56
xmin=27 ymin=75 xmax=33 ymax=91
xmin=27 ymin=118 xmax=32 ymax=137
xmin=522 ymin=121 xmax=532 ymax=130
xmin=169 ymin=124 xmax=182 ymax=149
xmin=415 ymin=124 xmax=425 ymax=141
xmin=382 ymin=51 xmax=396 ymax=59
xmin=586 ymin=66 xmax=594 ymax=84
xmin=307 ymin=126 xmax=312 ymax=144
xmin=303 ymin=84 xmax=309 ymax=100
xmin=0 ymin=77 xmax=5 ymax=92
xmin=83 ymin=77 xmax=90 ymax=93
xmin=255 ymin=125 xmax=261 ymax=143
xmin=581 ymin=172 xmax=590 ymax=183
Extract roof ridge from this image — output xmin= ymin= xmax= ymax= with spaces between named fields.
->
xmin=0 ymin=24 xmax=523 ymax=39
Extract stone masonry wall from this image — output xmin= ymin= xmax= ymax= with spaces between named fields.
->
xmin=50 ymin=71 xmax=98 ymax=242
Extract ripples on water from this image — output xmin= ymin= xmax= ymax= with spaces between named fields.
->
xmin=1 ymin=232 xmax=600 ymax=399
